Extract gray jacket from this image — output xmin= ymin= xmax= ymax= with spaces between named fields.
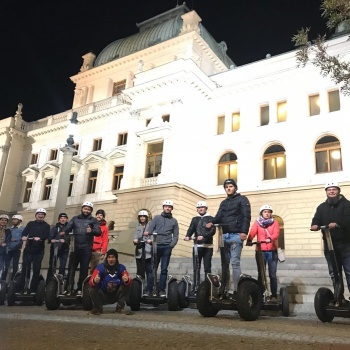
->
xmin=146 ymin=213 xmax=179 ymax=248
xmin=134 ymin=223 xmax=151 ymax=259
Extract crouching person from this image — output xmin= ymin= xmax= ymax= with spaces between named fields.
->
xmin=88 ymin=248 xmax=132 ymax=315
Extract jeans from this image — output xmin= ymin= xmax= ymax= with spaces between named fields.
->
xmin=18 ymin=249 xmax=44 ymax=292
xmin=0 ymin=253 xmax=6 ymax=279
xmin=89 ymin=284 xmax=130 ymax=310
xmin=46 ymin=246 xmax=68 ymax=283
xmin=74 ymin=248 xmax=92 ymax=291
xmin=136 ymin=257 xmax=153 ymax=292
xmin=324 ymin=244 xmax=350 ymax=297
xmin=2 ymin=250 xmax=21 ymax=280
xmin=156 ymin=245 xmax=173 ymax=290
xmin=255 ymin=250 xmax=278 ymax=297
xmin=223 ymin=233 xmax=243 ymax=291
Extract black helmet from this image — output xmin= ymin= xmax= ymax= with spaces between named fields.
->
xmin=223 ymin=178 xmax=237 ymax=189
xmin=95 ymin=209 xmax=106 ymax=218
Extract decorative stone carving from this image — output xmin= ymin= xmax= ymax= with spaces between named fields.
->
xmin=79 ymin=52 xmax=96 ymax=73
xmin=180 ymin=11 xmax=202 ymax=35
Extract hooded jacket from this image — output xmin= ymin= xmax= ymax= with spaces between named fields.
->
xmin=186 ymin=213 xmax=216 ymax=246
xmin=92 ymin=219 xmax=108 ymax=254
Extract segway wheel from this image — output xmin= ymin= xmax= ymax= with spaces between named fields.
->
xmin=314 ymin=287 xmax=334 ymax=323
xmin=280 ymin=287 xmax=289 ymax=317
xmin=129 ymin=279 xmax=142 ymax=311
xmin=82 ymin=281 xmax=93 ymax=311
xmin=236 ymin=280 xmax=262 ymax=321
xmin=0 ymin=281 xmax=7 ymax=305
xmin=7 ymin=281 xmax=17 ymax=306
xmin=35 ymin=280 xmax=46 ymax=306
xmin=196 ymin=280 xmax=219 ymax=317
xmin=167 ymin=280 xmax=179 ymax=311
xmin=178 ymin=280 xmax=190 ymax=309
xmin=45 ymin=280 xmax=60 ymax=310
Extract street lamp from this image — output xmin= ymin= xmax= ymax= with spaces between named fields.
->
xmin=52 ymin=112 xmax=78 ymax=224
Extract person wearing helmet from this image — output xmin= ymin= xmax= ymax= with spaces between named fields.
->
xmin=133 ymin=210 xmax=152 ymax=296
xmin=0 ymin=214 xmax=11 ymax=282
xmin=247 ymin=205 xmax=280 ymax=301
xmin=311 ymin=182 xmax=350 ymax=300
xmin=206 ymin=179 xmax=251 ymax=298
xmin=60 ymin=202 xmax=101 ymax=295
xmin=144 ymin=200 xmax=179 ymax=297
xmin=2 ymin=215 xmax=24 ymax=281
xmin=46 ymin=213 xmax=70 ymax=283
xmin=185 ymin=201 xmax=216 ymax=286
xmin=90 ymin=209 xmax=109 ymax=274
xmin=18 ymin=208 xmax=50 ymax=294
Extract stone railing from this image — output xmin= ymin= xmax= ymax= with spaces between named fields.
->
xmin=140 ymin=177 xmax=158 ymax=187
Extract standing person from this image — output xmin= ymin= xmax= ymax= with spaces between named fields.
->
xmin=0 ymin=215 xmax=11 ymax=280
xmin=88 ymin=248 xmax=133 ymax=315
xmin=310 ymin=181 xmax=350 ymax=300
xmin=184 ymin=201 xmax=216 ymax=286
xmin=206 ymin=179 xmax=251 ymax=298
xmin=19 ymin=209 xmax=50 ymax=294
xmin=133 ymin=210 xmax=152 ymax=296
xmin=60 ymin=202 xmax=101 ymax=295
xmin=46 ymin=213 xmax=70 ymax=283
xmin=2 ymin=215 xmax=24 ymax=281
xmin=247 ymin=205 xmax=280 ymax=301
xmin=144 ymin=200 xmax=179 ymax=297
xmin=90 ymin=209 xmax=109 ymax=274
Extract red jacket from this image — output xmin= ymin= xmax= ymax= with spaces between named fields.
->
xmin=247 ymin=221 xmax=280 ymax=251
xmin=92 ymin=220 xmax=108 ymax=254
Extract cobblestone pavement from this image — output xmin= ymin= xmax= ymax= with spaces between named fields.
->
xmin=1 ymin=304 xmax=350 ymax=349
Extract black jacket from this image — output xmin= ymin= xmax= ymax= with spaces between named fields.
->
xmin=212 ymin=193 xmax=251 ymax=234
xmin=63 ymin=214 xmax=101 ymax=250
xmin=311 ymin=195 xmax=350 ymax=245
xmin=186 ymin=214 xmax=216 ymax=245
xmin=49 ymin=222 xmax=70 ymax=253
xmin=22 ymin=220 xmax=50 ymax=253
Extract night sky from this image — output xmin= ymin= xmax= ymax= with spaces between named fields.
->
xmin=0 ymin=0 xmax=328 ymax=122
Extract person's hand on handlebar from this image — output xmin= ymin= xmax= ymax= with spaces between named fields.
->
xmin=265 ymin=237 xmax=271 ymax=243
xmin=205 ymin=223 xmax=213 ymax=228
xmin=246 ymin=240 xmax=253 ymax=246
xmin=184 ymin=237 xmax=190 ymax=241
xmin=310 ymin=225 xmax=320 ymax=231
xmin=328 ymin=222 xmax=339 ymax=229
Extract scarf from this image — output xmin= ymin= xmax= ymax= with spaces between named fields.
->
xmin=257 ymin=216 xmax=274 ymax=228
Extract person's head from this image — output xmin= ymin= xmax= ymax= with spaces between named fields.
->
xmin=162 ymin=200 xmax=173 ymax=214
xmin=106 ymin=248 xmax=118 ymax=266
xmin=196 ymin=201 xmax=207 ymax=216
xmin=259 ymin=205 xmax=273 ymax=219
xmin=58 ymin=213 xmax=68 ymax=225
xmin=81 ymin=202 xmax=93 ymax=216
xmin=95 ymin=209 xmax=106 ymax=222
xmin=0 ymin=214 xmax=9 ymax=227
xmin=35 ymin=208 xmax=46 ymax=222
xmin=223 ymin=179 xmax=237 ymax=196
xmin=11 ymin=214 xmax=23 ymax=227
xmin=138 ymin=210 xmax=149 ymax=225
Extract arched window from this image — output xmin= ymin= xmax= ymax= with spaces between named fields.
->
xmin=273 ymin=215 xmax=285 ymax=250
xmin=218 ymin=152 xmax=237 ymax=185
xmin=315 ymin=136 xmax=342 ymax=173
xmin=263 ymin=144 xmax=286 ymax=180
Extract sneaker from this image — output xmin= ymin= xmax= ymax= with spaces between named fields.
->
xmin=76 ymin=290 xmax=82 ymax=296
xmin=90 ymin=307 xmax=103 ymax=315
xmin=143 ymin=291 xmax=149 ymax=297
xmin=159 ymin=290 xmax=166 ymax=297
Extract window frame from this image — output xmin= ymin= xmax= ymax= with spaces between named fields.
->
xmin=117 ymin=133 xmax=128 ymax=146
xmin=112 ymin=79 xmax=126 ymax=96
xmin=112 ymin=165 xmax=124 ymax=190
xmin=42 ymin=178 xmax=53 ymax=200
xmin=218 ymin=152 xmax=238 ymax=185
xmin=145 ymin=142 xmax=163 ymax=178
xmin=263 ymin=145 xmax=286 ymax=180
xmin=87 ymin=169 xmax=98 ymax=194
xmin=92 ymin=138 xmax=102 ymax=151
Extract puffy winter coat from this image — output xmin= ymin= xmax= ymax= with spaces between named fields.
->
xmin=247 ymin=221 xmax=280 ymax=251
xmin=92 ymin=220 xmax=108 ymax=254
xmin=48 ymin=222 xmax=70 ymax=254
xmin=186 ymin=213 xmax=216 ymax=246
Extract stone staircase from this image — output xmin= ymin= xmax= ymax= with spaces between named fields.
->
xmin=120 ymin=254 xmax=339 ymax=314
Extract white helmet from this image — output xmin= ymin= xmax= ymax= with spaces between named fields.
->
xmin=162 ymin=200 xmax=173 ymax=207
xmin=0 ymin=214 xmax=9 ymax=221
xmin=82 ymin=201 xmax=94 ymax=209
xmin=138 ymin=210 xmax=148 ymax=216
xmin=35 ymin=208 xmax=46 ymax=215
xmin=12 ymin=214 xmax=23 ymax=221
xmin=259 ymin=205 xmax=273 ymax=214
xmin=325 ymin=181 xmax=340 ymax=190
xmin=196 ymin=201 xmax=207 ymax=208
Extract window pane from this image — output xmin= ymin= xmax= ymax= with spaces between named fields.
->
xmin=217 ymin=116 xmax=224 ymax=135
xmin=260 ymin=105 xmax=269 ymax=126
xmin=276 ymin=156 xmax=286 ymax=178
xmin=232 ymin=113 xmax=240 ymax=132
xmin=229 ymin=163 xmax=238 ymax=180
xmin=218 ymin=166 xmax=227 ymax=185
xmin=148 ymin=143 xmax=163 ymax=154
xmin=328 ymin=90 xmax=340 ymax=112
xmin=309 ymin=95 xmax=320 ymax=116
xmin=277 ymin=101 xmax=287 ymax=122
xmin=264 ymin=158 xmax=275 ymax=180
xmin=315 ymin=151 xmax=328 ymax=173
xmin=330 ymin=149 xmax=342 ymax=171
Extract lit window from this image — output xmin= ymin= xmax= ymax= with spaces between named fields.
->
xmin=68 ymin=174 xmax=74 ymax=197
xmin=87 ymin=170 xmax=98 ymax=194
xmin=30 ymin=153 xmax=38 ymax=165
xmin=231 ymin=113 xmax=240 ymax=132
xmin=118 ymin=133 xmax=128 ymax=146
xmin=260 ymin=105 xmax=269 ymax=126
xmin=23 ymin=182 xmax=33 ymax=202
xmin=315 ymin=136 xmax=342 ymax=173
xmin=218 ymin=152 xmax=237 ymax=185
xmin=162 ymin=114 xmax=170 ymax=123
xmin=145 ymin=142 xmax=163 ymax=178
xmin=263 ymin=145 xmax=286 ymax=180
xmin=112 ymin=80 xmax=126 ymax=96
xmin=112 ymin=166 xmax=124 ymax=190
xmin=217 ymin=115 xmax=225 ymax=135
xmin=328 ymin=90 xmax=340 ymax=112
xmin=277 ymin=101 xmax=287 ymax=122
xmin=49 ymin=149 xmax=58 ymax=161
xmin=92 ymin=138 xmax=102 ymax=151
xmin=42 ymin=178 xmax=53 ymax=200
xmin=309 ymin=94 xmax=320 ymax=116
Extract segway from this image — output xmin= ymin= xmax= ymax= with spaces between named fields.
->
xmin=252 ymin=240 xmax=289 ymax=316
xmin=314 ymin=225 xmax=350 ymax=322
xmin=178 ymin=237 xmax=199 ymax=308
xmin=196 ymin=224 xmax=263 ymax=321
xmin=129 ymin=232 xmax=179 ymax=311
xmin=7 ymin=238 xmax=46 ymax=306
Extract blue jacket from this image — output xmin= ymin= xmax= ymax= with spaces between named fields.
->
xmin=8 ymin=226 xmax=24 ymax=251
